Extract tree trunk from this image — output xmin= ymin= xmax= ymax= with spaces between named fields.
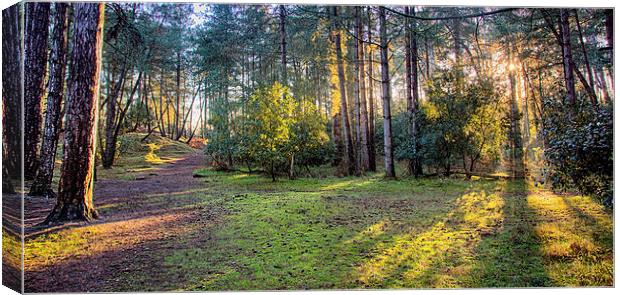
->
xmin=560 ymin=9 xmax=576 ymax=105
xmin=175 ymin=51 xmax=181 ymax=139
xmin=604 ymin=9 xmax=614 ymax=90
xmin=356 ymin=6 xmax=371 ymax=172
xmin=24 ymin=2 xmax=51 ymax=179
xmin=508 ymin=42 xmax=525 ymax=179
xmin=366 ymin=6 xmax=377 ymax=172
xmin=279 ymin=5 xmax=287 ymax=86
xmin=352 ymin=7 xmax=363 ymax=175
xmin=30 ymin=3 xmax=70 ymax=197
xmin=2 ymin=3 xmax=23 ymax=179
xmin=404 ymin=7 xmax=414 ymax=175
xmin=332 ymin=6 xmax=355 ymax=176
xmin=573 ymin=9 xmax=597 ymax=105
xmin=45 ymin=3 xmax=105 ymax=223
xmin=604 ymin=9 xmax=613 ymax=50
xmin=379 ymin=6 xmax=395 ymax=179
xmin=405 ymin=7 xmax=422 ymax=176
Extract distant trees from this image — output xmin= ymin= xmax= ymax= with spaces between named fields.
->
xmin=5 ymin=3 xmax=613 ymax=220
xmin=45 ymin=3 xmax=105 ymax=223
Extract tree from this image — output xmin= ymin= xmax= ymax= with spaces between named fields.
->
xmin=279 ymin=5 xmax=288 ymax=86
xmin=245 ymin=83 xmax=295 ymax=181
xmin=24 ymin=2 xmax=51 ymax=179
xmin=366 ymin=6 xmax=377 ymax=172
xmin=331 ymin=6 xmax=355 ymax=175
xmin=404 ymin=6 xmax=422 ymax=176
xmin=30 ymin=3 xmax=70 ymax=197
xmin=559 ymin=9 xmax=576 ymax=105
xmin=379 ymin=6 xmax=395 ymax=178
xmin=45 ymin=3 xmax=105 ymax=223
xmin=2 ymin=3 xmax=22 ymax=180
xmin=355 ymin=6 xmax=371 ymax=172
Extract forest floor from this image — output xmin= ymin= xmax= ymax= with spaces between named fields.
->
xmin=8 ymin=134 xmax=613 ymax=291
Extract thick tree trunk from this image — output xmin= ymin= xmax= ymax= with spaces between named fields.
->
xmin=560 ymin=9 xmax=577 ymax=105
xmin=2 ymin=3 xmax=23 ymax=179
xmin=356 ymin=6 xmax=371 ymax=172
xmin=30 ymin=3 xmax=70 ymax=197
xmin=379 ymin=7 xmax=395 ymax=178
xmin=24 ymin=2 xmax=51 ymax=179
xmin=366 ymin=6 xmax=377 ymax=172
xmin=45 ymin=3 xmax=105 ymax=223
xmin=332 ymin=6 xmax=355 ymax=176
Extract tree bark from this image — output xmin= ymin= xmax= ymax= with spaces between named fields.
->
xmin=45 ymin=3 xmax=105 ymax=223
xmin=405 ymin=7 xmax=422 ymax=176
xmin=24 ymin=2 xmax=51 ymax=179
xmin=366 ymin=6 xmax=377 ymax=172
xmin=332 ymin=6 xmax=355 ymax=176
xmin=2 ymin=3 xmax=23 ymax=179
xmin=352 ymin=7 xmax=363 ymax=175
xmin=30 ymin=3 xmax=70 ymax=197
xmin=356 ymin=6 xmax=371 ymax=172
xmin=559 ymin=9 xmax=576 ymax=105
xmin=379 ymin=6 xmax=395 ymax=178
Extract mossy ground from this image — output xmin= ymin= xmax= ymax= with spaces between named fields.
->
xmin=96 ymin=132 xmax=195 ymax=180
xmin=22 ymin=156 xmax=613 ymax=291
xmin=159 ymin=170 xmax=613 ymax=290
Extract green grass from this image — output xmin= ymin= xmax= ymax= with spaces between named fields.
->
xmin=24 ymin=163 xmax=613 ymax=290
xmin=97 ymin=132 xmax=195 ymax=180
xmin=160 ymin=169 xmax=614 ymax=290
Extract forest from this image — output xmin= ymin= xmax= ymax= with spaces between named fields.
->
xmin=1 ymin=1 xmax=615 ymax=292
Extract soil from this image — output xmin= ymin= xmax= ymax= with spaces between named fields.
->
xmin=3 ymin=151 xmax=223 ymax=292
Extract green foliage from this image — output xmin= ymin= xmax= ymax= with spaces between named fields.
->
xmin=543 ymin=100 xmax=613 ymax=205
xmin=414 ymin=69 xmax=505 ymax=175
xmin=244 ymin=82 xmax=296 ymax=178
xmin=236 ymin=83 xmax=333 ymax=179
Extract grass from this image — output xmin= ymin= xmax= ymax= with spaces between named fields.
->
xmin=161 ymin=169 xmax=614 ymax=290
xmin=23 ymin=158 xmax=613 ymax=290
xmin=96 ymin=132 xmax=195 ymax=180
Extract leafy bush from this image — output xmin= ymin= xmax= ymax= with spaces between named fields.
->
xmin=543 ymin=100 xmax=613 ymax=206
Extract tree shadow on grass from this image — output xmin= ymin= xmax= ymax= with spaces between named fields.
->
xmin=463 ymin=180 xmax=551 ymax=287
xmin=156 ymin=179 xmax=483 ymax=291
xmin=348 ymin=180 xmax=509 ymax=288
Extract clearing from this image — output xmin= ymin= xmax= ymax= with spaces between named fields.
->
xmin=10 ymin=133 xmax=613 ymax=291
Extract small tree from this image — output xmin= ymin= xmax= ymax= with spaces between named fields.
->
xmin=245 ymin=82 xmax=295 ymax=181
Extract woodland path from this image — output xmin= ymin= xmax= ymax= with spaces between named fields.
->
xmin=20 ymin=151 xmax=222 ymax=292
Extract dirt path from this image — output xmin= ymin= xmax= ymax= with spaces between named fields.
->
xmin=21 ymin=151 xmax=223 ymax=292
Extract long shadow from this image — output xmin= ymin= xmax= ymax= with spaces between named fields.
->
xmin=562 ymin=196 xmax=613 ymax=251
xmin=24 ymin=204 xmax=225 ymax=292
xmin=465 ymin=180 xmax=551 ymax=287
